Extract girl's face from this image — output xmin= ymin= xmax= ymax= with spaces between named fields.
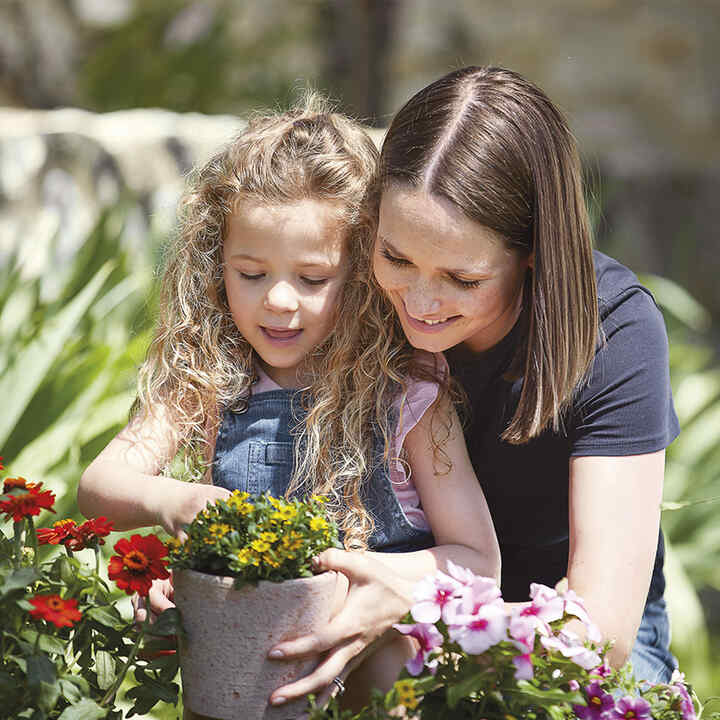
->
xmin=223 ymin=199 xmax=349 ymax=387
xmin=373 ymin=185 xmax=531 ymax=354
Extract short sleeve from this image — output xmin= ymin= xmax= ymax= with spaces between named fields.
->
xmin=388 ymin=352 xmax=447 ymax=530
xmin=570 ymin=288 xmax=680 ymax=456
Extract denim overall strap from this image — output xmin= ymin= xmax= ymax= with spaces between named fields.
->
xmin=212 ymin=390 xmax=302 ymax=497
xmin=212 ymin=390 xmax=434 ymax=553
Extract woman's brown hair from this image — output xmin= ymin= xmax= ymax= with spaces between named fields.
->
xmin=378 ymin=65 xmax=598 ymax=443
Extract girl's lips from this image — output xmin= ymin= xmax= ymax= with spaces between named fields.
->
xmin=402 ymin=305 xmax=461 ymax=333
xmin=261 ymin=327 xmax=303 ymax=341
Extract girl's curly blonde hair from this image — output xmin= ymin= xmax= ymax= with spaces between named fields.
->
xmin=136 ymin=94 xmax=450 ymax=550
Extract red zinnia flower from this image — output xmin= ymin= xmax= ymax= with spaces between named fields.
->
xmin=38 ymin=518 xmax=79 ymax=545
xmin=108 ymin=533 xmax=170 ymax=596
xmin=70 ymin=516 xmax=114 ymax=550
xmin=2 ymin=476 xmax=38 ymax=494
xmin=0 ymin=456 xmax=4 ymax=470
xmin=0 ymin=483 xmax=56 ymax=522
xmin=29 ymin=594 xmax=82 ymax=628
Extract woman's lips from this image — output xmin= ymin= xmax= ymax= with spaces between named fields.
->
xmin=402 ymin=304 xmax=461 ymax=333
xmin=261 ymin=327 xmax=303 ymax=342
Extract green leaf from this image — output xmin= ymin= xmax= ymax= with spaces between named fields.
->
xmin=95 ymin=650 xmax=116 ymax=691
xmin=57 ymin=698 xmax=108 ymax=720
xmin=510 ymin=680 xmax=584 ymax=705
xmin=85 ymin=605 xmax=125 ymax=630
xmin=26 ymin=654 xmax=57 ymax=686
xmin=445 ymin=672 xmax=486 ymax=709
xmin=58 ymin=677 xmax=83 ymax=704
xmin=146 ymin=607 xmax=183 ymax=637
xmin=20 ymin=629 xmax=67 ymax=655
xmin=36 ymin=679 xmax=62 ymax=713
xmin=0 ymin=567 xmax=40 ymax=595
xmin=0 ymin=261 xmax=114 ymax=448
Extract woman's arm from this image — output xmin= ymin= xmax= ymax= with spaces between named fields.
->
xmin=267 ymin=400 xmax=501 ymax=704
xmin=77 ymin=409 xmax=230 ymax=536
xmin=567 ymin=450 xmax=665 ymax=666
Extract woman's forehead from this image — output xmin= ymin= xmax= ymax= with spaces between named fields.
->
xmin=378 ymin=186 xmax=509 ymax=269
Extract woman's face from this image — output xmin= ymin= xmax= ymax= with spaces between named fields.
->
xmin=373 ymin=185 xmax=531 ymax=354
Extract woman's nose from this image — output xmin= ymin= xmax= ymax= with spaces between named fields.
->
xmin=264 ymin=281 xmax=299 ymax=313
xmin=404 ymin=279 xmax=442 ymax=317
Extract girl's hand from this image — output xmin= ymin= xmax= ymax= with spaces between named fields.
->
xmin=132 ymin=573 xmax=175 ymax=623
xmin=267 ymin=548 xmax=415 ymax=706
xmin=157 ymin=483 xmax=231 ymax=538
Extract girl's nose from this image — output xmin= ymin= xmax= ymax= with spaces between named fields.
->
xmin=264 ymin=281 xmax=299 ymax=313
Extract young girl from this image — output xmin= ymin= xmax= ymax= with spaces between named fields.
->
xmin=77 ymin=96 xmax=500 ymax=712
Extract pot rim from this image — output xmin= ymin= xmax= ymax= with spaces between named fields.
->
xmin=174 ymin=566 xmax=337 ymax=591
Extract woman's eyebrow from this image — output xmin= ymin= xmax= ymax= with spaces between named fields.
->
xmin=379 ymin=235 xmax=487 ymax=277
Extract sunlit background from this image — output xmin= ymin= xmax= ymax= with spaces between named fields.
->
xmin=1 ymin=0 xmax=718 ymax=713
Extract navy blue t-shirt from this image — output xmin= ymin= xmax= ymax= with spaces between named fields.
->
xmin=445 ymin=251 xmax=680 ymax=602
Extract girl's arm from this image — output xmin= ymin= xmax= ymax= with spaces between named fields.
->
xmin=267 ymin=399 xmax=501 ymax=705
xmin=367 ymin=399 xmax=500 ymax=581
xmin=77 ymin=409 xmax=230 ymax=536
xmin=566 ymin=450 xmax=664 ymax=667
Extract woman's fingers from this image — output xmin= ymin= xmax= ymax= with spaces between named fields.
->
xmin=269 ymin=636 xmax=366 ymax=705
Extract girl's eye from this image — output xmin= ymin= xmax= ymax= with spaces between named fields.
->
xmin=240 ymin=272 xmax=265 ymax=280
xmin=450 ymin=275 xmax=483 ymax=289
xmin=380 ymin=248 xmax=411 ymax=267
xmin=301 ymin=277 xmax=328 ymax=287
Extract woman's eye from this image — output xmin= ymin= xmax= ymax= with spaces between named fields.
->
xmin=239 ymin=272 xmax=264 ymax=280
xmin=301 ymin=277 xmax=328 ymax=287
xmin=450 ymin=275 xmax=483 ymax=289
xmin=380 ymin=248 xmax=411 ymax=267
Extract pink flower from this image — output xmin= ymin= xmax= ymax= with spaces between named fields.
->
xmin=410 ymin=571 xmax=462 ymax=624
xmin=609 ymin=696 xmax=651 ymax=720
xmin=590 ymin=658 xmax=613 ymax=678
xmin=393 ymin=622 xmax=443 ymax=676
xmin=512 ymin=652 xmax=533 ymax=680
xmin=573 ymin=681 xmax=615 ymax=720
xmin=540 ymin=629 xmax=601 ymax=670
xmin=445 ymin=559 xmax=479 ymax=586
xmin=447 ymin=601 xmax=507 ymax=655
xmin=671 ymin=681 xmax=696 ymax=720
xmin=516 ymin=585 xmax=564 ymax=636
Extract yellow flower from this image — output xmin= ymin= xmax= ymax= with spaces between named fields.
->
xmin=268 ymin=496 xmax=283 ymax=509
xmin=311 ymin=495 xmax=327 ymax=504
xmin=394 ymin=679 xmax=419 ymax=710
xmin=251 ymin=539 xmax=271 ymax=553
xmin=235 ymin=548 xmax=252 ymax=565
xmin=227 ymin=493 xmax=254 ymax=515
xmin=281 ymin=532 xmax=303 ymax=551
xmin=165 ymin=537 xmax=184 ymax=550
xmin=265 ymin=555 xmax=281 ymax=568
xmin=259 ymin=531 xmax=277 ymax=543
xmin=271 ymin=505 xmax=297 ymax=522
xmin=208 ymin=522 xmax=231 ymax=539
xmin=310 ymin=516 xmax=328 ymax=532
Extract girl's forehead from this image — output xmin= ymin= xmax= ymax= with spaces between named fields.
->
xmin=225 ymin=199 xmax=347 ymax=261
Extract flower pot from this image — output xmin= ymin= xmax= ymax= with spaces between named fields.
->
xmin=173 ymin=567 xmax=338 ymax=720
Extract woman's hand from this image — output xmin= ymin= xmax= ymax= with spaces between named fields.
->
xmin=267 ymin=548 xmax=416 ymax=706
xmin=132 ymin=573 xmax=175 ymax=623
xmin=156 ymin=483 xmax=231 ymax=538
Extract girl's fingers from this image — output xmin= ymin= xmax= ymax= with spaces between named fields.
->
xmin=269 ymin=618 xmax=356 ymax=660
xmin=269 ymin=636 xmax=366 ymax=705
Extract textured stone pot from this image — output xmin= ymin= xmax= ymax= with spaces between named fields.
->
xmin=174 ymin=568 xmax=338 ymax=720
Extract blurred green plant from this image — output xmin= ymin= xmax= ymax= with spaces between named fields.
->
xmin=642 ymin=274 xmax=720 ymax=698
xmin=0 ymin=204 xmax=183 ymax=717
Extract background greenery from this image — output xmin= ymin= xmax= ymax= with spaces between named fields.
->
xmin=1 ymin=0 xmax=718 ymax=715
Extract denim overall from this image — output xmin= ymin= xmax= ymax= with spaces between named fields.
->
xmin=211 ymin=389 xmax=434 ymax=553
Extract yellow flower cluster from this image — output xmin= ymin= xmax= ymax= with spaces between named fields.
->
xmin=394 ymin=679 xmax=419 ymax=710
xmin=227 ymin=490 xmax=254 ymax=515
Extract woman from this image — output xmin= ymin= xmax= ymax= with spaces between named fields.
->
xmin=269 ymin=65 xmax=679 ymax=706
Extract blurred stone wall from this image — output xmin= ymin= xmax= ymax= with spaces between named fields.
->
xmin=0 ymin=0 xmax=717 ymax=322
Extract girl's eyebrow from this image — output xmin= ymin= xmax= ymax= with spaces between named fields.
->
xmin=228 ymin=252 xmax=337 ymax=270
xmin=379 ymin=235 xmax=487 ymax=277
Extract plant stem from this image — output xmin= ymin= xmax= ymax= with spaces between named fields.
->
xmin=13 ymin=520 xmax=23 ymax=569
xmin=26 ymin=517 xmax=39 ymax=568
xmin=100 ymin=601 xmax=151 ymax=707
